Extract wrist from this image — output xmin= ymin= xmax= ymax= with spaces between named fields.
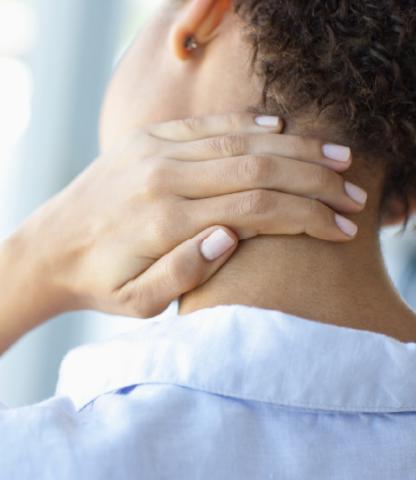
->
xmin=14 ymin=201 xmax=78 ymax=317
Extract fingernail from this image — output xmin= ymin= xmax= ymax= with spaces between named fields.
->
xmin=335 ymin=214 xmax=358 ymax=237
xmin=322 ymin=144 xmax=351 ymax=162
xmin=345 ymin=181 xmax=368 ymax=205
xmin=255 ymin=115 xmax=280 ymax=128
xmin=200 ymin=229 xmax=236 ymax=261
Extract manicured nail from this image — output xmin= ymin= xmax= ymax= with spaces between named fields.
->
xmin=200 ymin=229 xmax=236 ymax=261
xmin=345 ymin=181 xmax=368 ymax=205
xmin=255 ymin=115 xmax=280 ymax=128
xmin=322 ymin=144 xmax=351 ymax=162
xmin=335 ymin=214 xmax=358 ymax=237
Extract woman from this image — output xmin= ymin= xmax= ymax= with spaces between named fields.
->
xmin=0 ymin=114 xmax=359 ymax=352
xmin=1 ymin=0 xmax=416 ymax=479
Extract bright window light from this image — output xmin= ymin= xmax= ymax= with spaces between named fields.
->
xmin=0 ymin=1 xmax=37 ymax=56
xmin=0 ymin=57 xmax=32 ymax=153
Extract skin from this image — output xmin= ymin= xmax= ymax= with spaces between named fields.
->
xmin=100 ymin=0 xmax=416 ymax=341
xmin=0 ymin=0 xmax=414 ymax=353
xmin=0 ymin=111 xmax=359 ymax=353
xmin=0 ymin=14 xmax=365 ymax=353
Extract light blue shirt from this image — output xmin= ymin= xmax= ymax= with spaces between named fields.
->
xmin=1 ymin=304 xmax=416 ymax=479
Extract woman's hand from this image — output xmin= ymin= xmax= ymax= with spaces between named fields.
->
xmin=0 ymin=112 xmax=366 ymax=351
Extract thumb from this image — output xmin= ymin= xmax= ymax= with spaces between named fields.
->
xmin=120 ymin=227 xmax=238 ymax=318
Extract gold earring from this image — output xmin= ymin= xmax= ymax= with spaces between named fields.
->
xmin=184 ymin=35 xmax=199 ymax=52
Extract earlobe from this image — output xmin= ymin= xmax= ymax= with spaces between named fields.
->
xmin=171 ymin=0 xmax=232 ymax=61
xmin=171 ymin=27 xmax=200 ymax=61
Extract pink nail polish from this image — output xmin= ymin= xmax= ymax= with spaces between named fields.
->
xmin=335 ymin=214 xmax=358 ymax=237
xmin=322 ymin=144 xmax=351 ymax=162
xmin=200 ymin=229 xmax=236 ymax=261
xmin=255 ymin=116 xmax=280 ymax=128
xmin=345 ymin=182 xmax=368 ymax=205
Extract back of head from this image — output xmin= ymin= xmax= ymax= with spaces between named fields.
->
xmin=234 ymin=0 xmax=416 ymax=223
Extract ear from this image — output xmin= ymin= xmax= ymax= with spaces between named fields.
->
xmin=171 ymin=0 xmax=232 ymax=61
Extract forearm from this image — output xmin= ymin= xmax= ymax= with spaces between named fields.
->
xmin=0 ymin=213 xmax=68 ymax=353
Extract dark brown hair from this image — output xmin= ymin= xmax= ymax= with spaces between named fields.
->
xmin=234 ymin=0 xmax=416 ymax=223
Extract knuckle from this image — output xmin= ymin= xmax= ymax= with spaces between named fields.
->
xmin=134 ymin=302 xmax=159 ymax=319
xmin=302 ymin=199 xmax=320 ymax=233
xmin=145 ymin=210 xmax=170 ymax=244
xmin=308 ymin=198 xmax=322 ymax=217
xmin=312 ymin=166 xmax=333 ymax=190
xmin=306 ymin=199 xmax=331 ymax=225
xmin=118 ymin=288 xmax=155 ymax=319
xmin=148 ymin=203 xmax=187 ymax=251
xmin=141 ymin=159 xmax=169 ymax=197
xmin=238 ymin=189 xmax=271 ymax=216
xmin=181 ymin=116 xmax=200 ymax=133
xmin=130 ymin=302 xmax=154 ymax=319
xmin=209 ymin=133 xmax=247 ymax=157
xmin=148 ymin=214 xmax=171 ymax=248
xmin=305 ymin=199 xmax=333 ymax=235
xmin=239 ymin=156 xmax=273 ymax=184
xmin=228 ymin=133 xmax=247 ymax=156
xmin=164 ymin=253 xmax=202 ymax=291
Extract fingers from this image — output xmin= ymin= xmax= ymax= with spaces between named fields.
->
xmin=116 ymin=227 xmax=238 ymax=319
xmin=169 ymin=132 xmax=352 ymax=172
xmin=170 ymin=155 xmax=367 ymax=213
xmin=145 ymin=112 xmax=283 ymax=142
xmin=185 ymin=190 xmax=359 ymax=242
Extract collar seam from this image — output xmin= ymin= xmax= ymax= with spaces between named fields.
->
xmin=76 ymin=377 xmax=416 ymax=413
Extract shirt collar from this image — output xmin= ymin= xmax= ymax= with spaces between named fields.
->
xmin=57 ymin=304 xmax=416 ymax=412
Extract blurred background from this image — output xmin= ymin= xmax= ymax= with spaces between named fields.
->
xmin=0 ymin=0 xmax=415 ymax=407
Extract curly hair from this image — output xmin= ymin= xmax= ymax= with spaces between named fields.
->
xmin=234 ymin=0 xmax=416 ymax=223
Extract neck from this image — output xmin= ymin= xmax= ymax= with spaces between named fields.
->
xmin=180 ymin=212 xmax=416 ymax=342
